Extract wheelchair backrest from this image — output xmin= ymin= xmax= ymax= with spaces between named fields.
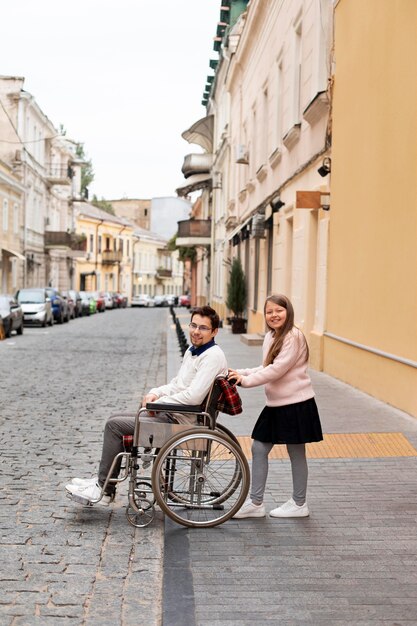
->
xmin=201 ymin=376 xmax=225 ymax=419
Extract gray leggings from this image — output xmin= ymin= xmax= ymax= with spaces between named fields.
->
xmin=250 ymin=440 xmax=308 ymax=506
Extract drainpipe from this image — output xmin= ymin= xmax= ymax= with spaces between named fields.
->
xmin=117 ymin=225 xmax=126 ymax=292
xmin=95 ymin=219 xmax=104 ymax=290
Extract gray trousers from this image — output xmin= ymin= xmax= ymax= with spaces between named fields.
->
xmin=98 ymin=411 xmax=196 ymax=493
xmin=250 ymin=440 xmax=308 ymax=506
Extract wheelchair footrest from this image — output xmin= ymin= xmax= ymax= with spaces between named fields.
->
xmin=68 ymin=492 xmax=94 ymax=506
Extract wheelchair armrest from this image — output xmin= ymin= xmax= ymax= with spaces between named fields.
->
xmin=146 ymin=402 xmax=204 ymax=413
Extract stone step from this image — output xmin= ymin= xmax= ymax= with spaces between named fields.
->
xmin=240 ymin=333 xmax=264 ymax=346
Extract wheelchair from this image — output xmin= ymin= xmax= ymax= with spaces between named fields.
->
xmin=70 ymin=377 xmax=250 ymax=529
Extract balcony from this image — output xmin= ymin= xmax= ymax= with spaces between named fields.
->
xmin=44 ymin=231 xmax=87 ymax=251
xmin=102 ymin=250 xmax=122 ymax=265
xmin=176 ymin=219 xmax=211 ymax=246
xmin=156 ymin=268 xmax=172 ymax=280
xmin=45 ymin=164 xmax=73 ymax=185
xmin=181 ymin=153 xmax=213 ymax=178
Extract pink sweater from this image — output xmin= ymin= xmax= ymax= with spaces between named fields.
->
xmin=236 ymin=328 xmax=315 ymax=407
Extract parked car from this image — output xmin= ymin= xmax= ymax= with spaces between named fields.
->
xmin=79 ymin=291 xmax=97 ymax=315
xmin=61 ymin=291 xmax=76 ymax=319
xmin=131 ymin=293 xmax=154 ymax=307
xmin=153 ymin=295 xmax=166 ymax=307
xmin=179 ymin=294 xmax=191 ymax=308
xmin=112 ymin=292 xmax=128 ymax=308
xmin=45 ymin=288 xmax=70 ymax=324
xmin=66 ymin=290 xmax=83 ymax=318
xmin=90 ymin=291 xmax=106 ymax=313
xmin=0 ymin=295 xmax=24 ymax=337
xmin=103 ymin=292 xmax=115 ymax=309
xmin=164 ymin=295 xmax=176 ymax=306
xmin=16 ymin=288 xmax=53 ymax=327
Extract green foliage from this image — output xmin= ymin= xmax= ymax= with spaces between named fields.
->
xmin=168 ymin=234 xmax=197 ymax=263
xmin=91 ymin=195 xmax=115 ymax=215
xmin=226 ymin=257 xmax=247 ymax=318
xmin=76 ymin=143 xmax=94 ymax=197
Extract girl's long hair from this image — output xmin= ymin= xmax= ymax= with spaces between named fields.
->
xmin=263 ymin=294 xmax=309 ymax=366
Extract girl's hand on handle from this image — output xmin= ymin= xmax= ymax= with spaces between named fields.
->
xmin=228 ymin=369 xmax=243 ymax=385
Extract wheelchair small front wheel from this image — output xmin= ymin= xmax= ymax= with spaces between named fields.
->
xmin=151 ymin=428 xmax=249 ymax=528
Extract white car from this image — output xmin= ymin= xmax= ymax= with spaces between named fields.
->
xmin=131 ymin=293 xmax=153 ymax=307
xmin=16 ymin=288 xmax=53 ymax=327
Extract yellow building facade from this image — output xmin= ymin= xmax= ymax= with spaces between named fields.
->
xmin=74 ymin=202 xmax=133 ymax=298
xmin=326 ymin=0 xmax=417 ymax=415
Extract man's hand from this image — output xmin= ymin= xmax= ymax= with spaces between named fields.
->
xmin=142 ymin=393 xmax=159 ymax=408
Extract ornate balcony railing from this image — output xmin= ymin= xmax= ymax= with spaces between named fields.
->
xmin=45 ymin=164 xmax=73 ymax=185
xmin=102 ymin=250 xmax=122 ymax=264
xmin=44 ymin=231 xmax=87 ymax=251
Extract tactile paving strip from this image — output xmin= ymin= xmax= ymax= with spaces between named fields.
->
xmin=237 ymin=432 xmax=417 ymax=459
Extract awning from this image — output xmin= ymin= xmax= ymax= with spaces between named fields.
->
xmin=176 ymin=173 xmax=212 ymax=197
xmin=181 ymin=115 xmax=214 ymax=152
xmin=2 ymin=247 xmax=26 ymax=261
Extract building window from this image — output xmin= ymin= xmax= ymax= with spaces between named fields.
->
xmin=144 ymin=208 xmax=148 ymax=216
xmin=106 ymin=237 xmax=110 ymax=250
xmin=275 ymin=56 xmax=283 ymax=149
xmin=89 ymin=234 xmax=94 ymax=253
xmin=96 ymin=272 xmax=101 ymax=289
xmin=292 ymin=17 xmax=303 ymax=125
xmin=98 ymin=235 xmax=102 ymax=253
xmin=13 ymin=204 xmax=19 ymax=234
xmin=119 ymin=238 xmax=123 ymax=254
xmin=3 ymin=199 xmax=9 ymax=231
xmin=127 ymin=239 xmax=130 ymax=257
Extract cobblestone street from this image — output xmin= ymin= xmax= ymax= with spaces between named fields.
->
xmin=0 ymin=308 xmax=168 ymax=625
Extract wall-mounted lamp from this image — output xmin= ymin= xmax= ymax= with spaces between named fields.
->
xmin=270 ymin=197 xmax=285 ymax=212
xmin=317 ymin=157 xmax=331 ymax=177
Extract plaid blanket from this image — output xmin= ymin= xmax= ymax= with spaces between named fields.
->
xmin=216 ymin=377 xmax=243 ymax=415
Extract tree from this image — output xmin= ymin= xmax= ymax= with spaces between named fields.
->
xmin=168 ymin=234 xmax=197 ymax=263
xmin=226 ymin=258 xmax=247 ymax=318
xmin=75 ymin=143 xmax=94 ymax=198
xmin=91 ymin=195 xmax=115 ymax=215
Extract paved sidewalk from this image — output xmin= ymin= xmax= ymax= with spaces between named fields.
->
xmin=164 ymin=311 xmax=417 ymax=626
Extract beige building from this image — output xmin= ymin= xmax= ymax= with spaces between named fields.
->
xmin=132 ymin=227 xmax=183 ymax=299
xmin=110 ymin=198 xmax=151 ymax=230
xmin=178 ymin=1 xmax=332 ymax=349
xmin=73 ymin=202 xmax=133 ymax=297
xmin=0 ymin=159 xmax=25 ymax=292
xmin=325 ymin=0 xmax=416 ymax=416
xmin=0 ymin=76 xmax=83 ymax=291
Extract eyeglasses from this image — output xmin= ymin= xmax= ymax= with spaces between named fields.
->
xmin=189 ymin=322 xmax=212 ymax=333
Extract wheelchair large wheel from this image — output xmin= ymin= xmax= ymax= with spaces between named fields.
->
xmin=151 ymin=428 xmax=249 ymax=528
xmin=165 ymin=424 xmax=242 ymax=507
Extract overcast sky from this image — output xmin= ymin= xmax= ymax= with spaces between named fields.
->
xmin=0 ymin=0 xmax=220 ymax=200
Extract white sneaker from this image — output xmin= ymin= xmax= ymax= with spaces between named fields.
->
xmin=70 ymin=476 xmax=97 ymax=487
xmin=269 ymin=498 xmax=309 ymax=518
xmin=65 ymin=481 xmax=113 ymax=507
xmin=233 ymin=500 xmax=266 ymax=519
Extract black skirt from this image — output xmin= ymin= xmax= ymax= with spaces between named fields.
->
xmin=251 ymin=397 xmax=323 ymax=445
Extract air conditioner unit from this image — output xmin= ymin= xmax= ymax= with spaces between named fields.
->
xmin=235 ymin=145 xmax=249 ymax=165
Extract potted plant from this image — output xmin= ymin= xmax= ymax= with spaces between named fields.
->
xmin=226 ymin=258 xmax=247 ymax=334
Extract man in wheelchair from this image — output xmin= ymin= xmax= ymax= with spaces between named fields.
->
xmin=66 ymin=306 xmax=227 ymax=506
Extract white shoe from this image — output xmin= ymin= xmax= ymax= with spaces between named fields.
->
xmin=233 ymin=500 xmax=266 ymax=519
xmin=70 ymin=476 xmax=97 ymax=487
xmin=65 ymin=481 xmax=113 ymax=507
xmin=269 ymin=498 xmax=309 ymax=518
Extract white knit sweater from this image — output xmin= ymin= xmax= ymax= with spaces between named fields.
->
xmin=149 ymin=344 xmax=228 ymax=406
xmin=237 ymin=328 xmax=315 ymax=407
